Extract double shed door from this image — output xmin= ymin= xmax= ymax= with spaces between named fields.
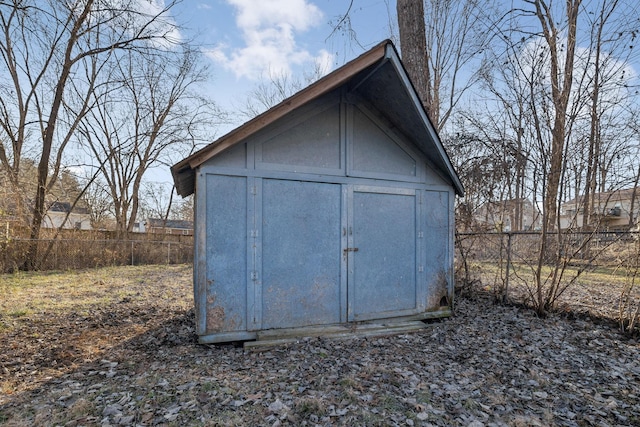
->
xmin=259 ymin=178 xmax=422 ymax=330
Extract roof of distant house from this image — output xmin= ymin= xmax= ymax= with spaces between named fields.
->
xmin=563 ymin=187 xmax=639 ymax=206
xmin=48 ymin=201 xmax=89 ymax=215
xmin=145 ymin=218 xmax=193 ymax=229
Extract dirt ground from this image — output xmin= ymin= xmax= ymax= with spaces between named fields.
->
xmin=1 ymin=264 xmax=639 ymax=426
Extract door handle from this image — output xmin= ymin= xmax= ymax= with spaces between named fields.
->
xmin=343 ymin=247 xmax=359 ymax=252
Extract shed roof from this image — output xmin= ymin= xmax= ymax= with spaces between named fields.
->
xmin=171 ymin=40 xmax=464 ymax=197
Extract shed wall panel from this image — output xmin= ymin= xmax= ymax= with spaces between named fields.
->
xmin=259 ymin=105 xmax=341 ymax=171
xmin=205 ymin=174 xmax=248 ymax=333
xmin=207 ymin=142 xmax=247 ymax=169
xmin=351 ymin=107 xmax=417 ymax=178
xmin=424 ymin=190 xmax=451 ymax=309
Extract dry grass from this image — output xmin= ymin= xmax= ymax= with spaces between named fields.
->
xmin=0 ymin=265 xmax=192 ymax=322
xmin=465 ymin=259 xmax=640 ymax=323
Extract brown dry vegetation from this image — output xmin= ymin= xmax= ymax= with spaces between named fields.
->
xmin=1 ymin=264 xmax=639 ymax=426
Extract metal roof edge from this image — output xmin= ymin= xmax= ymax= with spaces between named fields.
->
xmin=383 ymin=44 xmax=465 ymax=197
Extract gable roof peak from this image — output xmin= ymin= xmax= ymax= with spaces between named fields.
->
xmin=171 ymin=40 xmax=463 ymax=197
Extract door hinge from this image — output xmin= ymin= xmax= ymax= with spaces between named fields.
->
xmin=250 ymin=185 xmax=257 ymax=195
xmin=418 ymin=265 xmax=424 ymax=272
xmin=250 ymin=229 xmax=259 ymax=238
xmin=418 ymin=231 xmax=424 ymax=238
xmin=251 ymin=271 xmax=258 ymax=281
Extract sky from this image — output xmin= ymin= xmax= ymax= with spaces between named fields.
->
xmin=171 ymin=0 xmax=396 ymax=118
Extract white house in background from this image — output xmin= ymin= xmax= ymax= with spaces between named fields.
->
xmin=474 ymin=198 xmax=542 ymax=232
xmin=560 ymin=187 xmax=639 ymax=230
xmin=144 ymin=218 xmax=193 ymax=235
xmin=42 ymin=201 xmax=92 ymax=230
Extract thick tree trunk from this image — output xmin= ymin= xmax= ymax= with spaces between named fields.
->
xmin=396 ymin=0 xmax=433 ymax=122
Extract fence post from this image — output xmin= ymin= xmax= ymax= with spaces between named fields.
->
xmin=131 ymin=240 xmax=134 ymax=266
xmin=167 ymin=242 xmax=171 ymax=264
xmin=504 ymin=232 xmax=512 ymax=303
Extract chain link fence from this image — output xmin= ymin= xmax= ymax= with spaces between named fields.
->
xmin=0 ymin=238 xmax=194 ymax=273
xmin=455 ymin=231 xmax=640 ymax=328
xmin=2 ymin=231 xmax=639 ymax=330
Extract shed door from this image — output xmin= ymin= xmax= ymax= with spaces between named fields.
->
xmin=261 ymin=179 xmax=343 ymax=329
xmin=348 ymin=186 xmax=418 ymax=321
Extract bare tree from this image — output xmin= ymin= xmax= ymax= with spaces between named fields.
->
xmin=170 ymin=194 xmax=194 ymax=222
xmin=236 ymin=63 xmax=329 ymax=121
xmin=82 ymin=179 xmax=113 ymax=230
xmin=580 ymin=0 xmax=638 ymax=229
xmin=473 ymin=0 xmax=640 ymax=315
xmin=524 ymin=0 xmax=582 ymax=239
xmin=80 ymin=46 xmax=218 ymax=237
xmin=0 ymin=0 xmax=183 ymax=269
xmin=329 ymin=0 xmax=494 ymax=132
xmin=397 ymin=0 xmax=496 ymax=131
xmin=425 ymin=0 xmax=497 ymax=130
xmin=139 ymin=182 xmax=175 ymax=224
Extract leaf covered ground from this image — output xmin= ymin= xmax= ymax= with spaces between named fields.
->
xmin=1 ymin=264 xmax=639 ymax=426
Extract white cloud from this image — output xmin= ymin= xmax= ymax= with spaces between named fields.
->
xmin=229 ymin=0 xmax=321 ymax=31
xmin=207 ymin=0 xmax=333 ymax=80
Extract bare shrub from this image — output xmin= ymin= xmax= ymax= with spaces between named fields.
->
xmin=619 ymin=236 xmax=640 ymax=335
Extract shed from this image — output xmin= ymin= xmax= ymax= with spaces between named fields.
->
xmin=171 ymin=40 xmax=464 ymax=344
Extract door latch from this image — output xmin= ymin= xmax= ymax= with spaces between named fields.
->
xmin=343 ymin=247 xmax=359 ymax=253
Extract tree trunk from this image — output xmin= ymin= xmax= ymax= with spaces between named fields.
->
xmin=582 ymin=2 xmax=613 ymax=231
xmin=397 ymin=0 xmax=433 ymax=121
xmin=630 ymin=165 xmax=640 ymax=229
xmin=535 ymin=0 xmax=580 ymax=230
xmin=531 ymin=0 xmax=582 ymax=315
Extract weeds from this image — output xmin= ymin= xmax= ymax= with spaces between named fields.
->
xmin=294 ymin=397 xmax=327 ymax=418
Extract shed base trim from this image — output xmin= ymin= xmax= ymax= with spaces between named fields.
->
xmin=198 ymin=331 xmax=257 ymax=344
xmin=197 ymin=309 xmax=452 ymax=346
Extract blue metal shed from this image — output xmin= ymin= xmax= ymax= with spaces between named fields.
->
xmin=171 ymin=40 xmax=464 ymax=344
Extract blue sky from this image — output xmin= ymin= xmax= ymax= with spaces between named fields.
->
xmin=171 ymin=0 xmax=396 ymax=114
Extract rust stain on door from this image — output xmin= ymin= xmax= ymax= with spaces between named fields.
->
xmin=206 ymin=295 xmax=225 ymax=332
xmin=427 ymin=269 xmax=451 ymax=311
